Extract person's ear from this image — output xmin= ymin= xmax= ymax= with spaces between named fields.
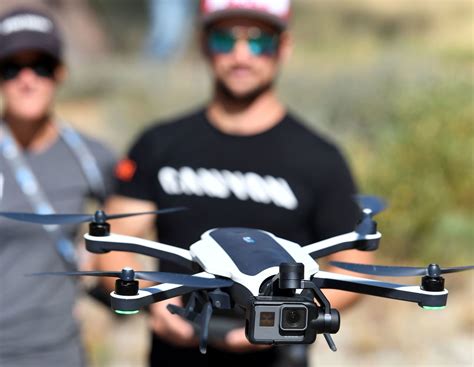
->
xmin=277 ymin=31 xmax=293 ymax=64
xmin=54 ymin=64 xmax=67 ymax=84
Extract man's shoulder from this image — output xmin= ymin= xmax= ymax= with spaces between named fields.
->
xmin=283 ymin=113 xmax=354 ymax=182
xmin=284 ymin=112 xmax=342 ymax=156
xmin=140 ymin=108 xmax=206 ymax=142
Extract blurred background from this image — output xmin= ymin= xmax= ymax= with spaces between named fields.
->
xmin=1 ymin=0 xmax=472 ymax=366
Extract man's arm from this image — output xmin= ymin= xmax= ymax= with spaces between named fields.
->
xmin=323 ymin=249 xmax=375 ymax=309
xmin=311 ymin=147 xmax=375 ymax=310
xmin=94 ymin=195 xmax=156 ymax=291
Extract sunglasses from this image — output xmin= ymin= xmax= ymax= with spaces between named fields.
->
xmin=0 ymin=58 xmax=59 ymax=81
xmin=207 ymin=27 xmax=280 ymax=56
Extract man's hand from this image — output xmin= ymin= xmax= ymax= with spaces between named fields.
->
xmin=149 ymin=296 xmax=199 ymax=348
xmin=212 ymin=327 xmax=270 ymax=353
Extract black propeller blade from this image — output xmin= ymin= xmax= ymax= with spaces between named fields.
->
xmin=353 ymin=195 xmax=387 ymax=237
xmin=355 ymin=195 xmax=387 ymax=216
xmin=28 ymin=268 xmax=233 ymax=289
xmin=0 ymin=207 xmax=187 ymax=225
xmin=330 ymin=261 xmax=474 ymax=277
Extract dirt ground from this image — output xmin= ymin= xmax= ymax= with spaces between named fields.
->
xmin=77 ymin=274 xmax=473 ymax=367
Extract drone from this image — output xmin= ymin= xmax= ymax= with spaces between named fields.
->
xmin=1 ymin=196 xmax=473 ymax=354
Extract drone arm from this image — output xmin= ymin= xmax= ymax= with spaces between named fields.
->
xmin=312 ymin=271 xmax=448 ymax=308
xmin=111 ymin=283 xmax=196 ymax=312
xmin=110 ymin=272 xmax=215 ymax=312
xmin=303 ymin=231 xmax=381 ymax=259
xmin=85 ymin=233 xmax=195 ymax=270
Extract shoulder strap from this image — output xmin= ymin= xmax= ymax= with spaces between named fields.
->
xmin=59 ymin=122 xmax=107 ymax=201
xmin=0 ymin=121 xmax=77 ymax=269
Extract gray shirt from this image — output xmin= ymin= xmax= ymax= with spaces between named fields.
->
xmin=0 ymin=133 xmax=115 ymax=366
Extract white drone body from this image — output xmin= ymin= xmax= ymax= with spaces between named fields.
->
xmin=191 ymin=228 xmax=320 ymax=296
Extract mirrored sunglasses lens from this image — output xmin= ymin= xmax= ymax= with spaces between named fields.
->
xmin=209 ymin=32 xmax=235 ymax=54
xmin=248 ymin=35 xmax=278 ymax=56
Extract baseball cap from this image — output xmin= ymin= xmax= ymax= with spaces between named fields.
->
xmin=200 ymin=0 xmax=291 ymax=31
xmin=0 ymin=7 xmax=63 ymax=62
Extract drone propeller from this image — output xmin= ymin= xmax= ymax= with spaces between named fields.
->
xmin=28 ymin=268 xmax=233 ymax=289
xmin=0 ymin=207 xmax=187 ymax=225
xmin=355 ymin=195 xmax=387 ymax=217
xmin=329 ymin=261 xmax=474 ymax=277
xmin=353 ymin=195 xmax=387 ymax=238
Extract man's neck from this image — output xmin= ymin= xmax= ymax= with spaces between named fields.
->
xmin=2 ymin=113 xmax=59 ymax=152
xmin=207 ymin=89 xmax=286 ymax=136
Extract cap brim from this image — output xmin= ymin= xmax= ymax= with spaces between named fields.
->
xmin=0 ymin=32 xmax=61 ymax=62
xmin=201 ymin=9 xmax=287 ymax=31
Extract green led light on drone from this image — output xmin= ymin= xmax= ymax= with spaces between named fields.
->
xmin=422 ymin=306 xmax=446 ymax=310
xmin=114 ymin=310 xmax=139 ymax=315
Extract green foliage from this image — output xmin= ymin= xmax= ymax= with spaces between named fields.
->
xmin=350 ymin=74 xmax=473 ymax=263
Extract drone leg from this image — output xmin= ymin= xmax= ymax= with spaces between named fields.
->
xmin=198 ymin=301 xmax=213 ymax=354
xmin=167 ymin=292 xmax=214 ymax=354
xmin=167 ymin=293 xmax=199 ymax=320
xmin=324 ymin=334 xmax=337 ymax=352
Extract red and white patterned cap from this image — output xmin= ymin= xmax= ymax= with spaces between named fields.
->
xmin=200 ymin=0 xmax=291 ymax=30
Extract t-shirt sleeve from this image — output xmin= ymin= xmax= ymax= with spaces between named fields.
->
xmin=311 ymin=148 xmax=360 ymax=241
xmin=114 ymin=132 xmax=157 ymax=202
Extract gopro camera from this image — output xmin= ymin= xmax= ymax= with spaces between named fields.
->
xmin=246 ymin=296 xmax=319 ymax=344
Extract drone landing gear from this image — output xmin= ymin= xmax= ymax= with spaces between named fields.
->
xmin=167 ymin=290 xmax=232 ymax=354
xmin=167 ymin=292 xmax=212 ymax=353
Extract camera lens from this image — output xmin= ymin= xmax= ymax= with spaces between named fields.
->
xmin=281 ymin=306 xmax=307 ymax=330
xmin=286 ymin=310 xmax=300 ymax=324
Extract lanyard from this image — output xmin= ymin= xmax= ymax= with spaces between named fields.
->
xmin=0 ymin=121 xmax=106 ymax=269
xmin=59 ymin=123 xmax=106 ymax=201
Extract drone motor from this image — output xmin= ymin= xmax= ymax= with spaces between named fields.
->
xmin=279 ymin=262 xmax=304 ymax=290
xmin=420 ymin=264 xmax=445 ymax=293
xmin=115 ymin=268 xmax=139 ymax=296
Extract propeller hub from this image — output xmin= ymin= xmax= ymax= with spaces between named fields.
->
xmin=121 ymin=267 xmax=135 ymax=281
xmin=93 ymin=210 xmax=107 ymax=224
xmin=427 ymin=264 xmax=441 ymax=277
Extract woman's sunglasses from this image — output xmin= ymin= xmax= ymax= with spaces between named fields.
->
xmin=0 ymin=57 xmax=59 ymax=81
xmin=207 ymin=27 xmax=280 ymax=56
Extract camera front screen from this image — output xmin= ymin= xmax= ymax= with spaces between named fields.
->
xmin=259 ymin=312 xmax=275 ymax=327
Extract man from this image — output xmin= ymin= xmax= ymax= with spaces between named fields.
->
xmin=0 ymin=6 xmax=115 ymax=367
xmin=101 ymin=0 xmax=373 ymax=366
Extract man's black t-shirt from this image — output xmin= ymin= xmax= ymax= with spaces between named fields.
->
xmin=117 ymin=108 xmax=359 ymax=273
xmin=117 ymin=108 xmax=359 ymax=366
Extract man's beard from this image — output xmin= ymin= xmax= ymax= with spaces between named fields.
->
xmin=215 ymin=78 xmax=274 ymax=105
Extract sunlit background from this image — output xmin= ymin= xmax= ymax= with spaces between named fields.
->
xmin=1 ymin=0 xmax=473 ymax=366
